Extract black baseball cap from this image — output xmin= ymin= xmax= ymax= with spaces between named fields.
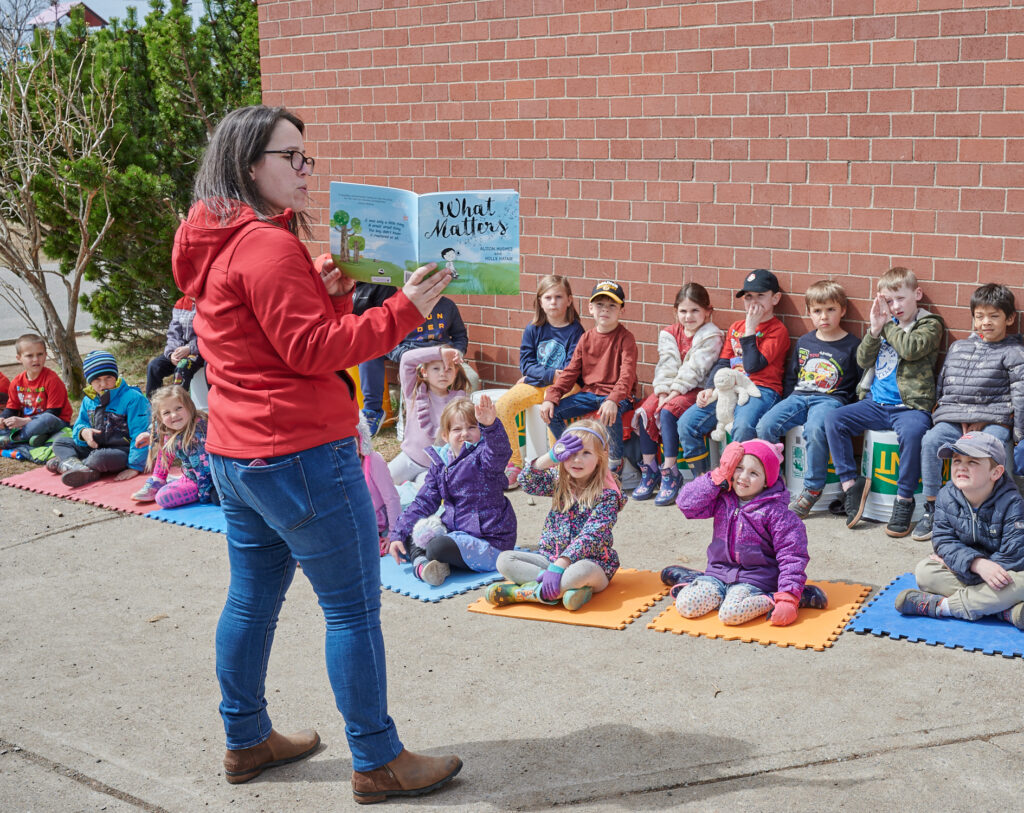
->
xmin=590 ymin=281 xmax=626 ymax=305
xmin=735 ymin=268 xmax=781 ymax=297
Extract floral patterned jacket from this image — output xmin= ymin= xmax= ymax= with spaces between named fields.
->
xmin=518 ymin=467 xmax=625 ymax=579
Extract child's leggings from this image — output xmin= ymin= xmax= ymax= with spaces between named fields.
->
xmin=495 ymin=383 xmax=548 ymax=469
xmin=495 ymin=549 xmax=610 ymax=595
xmin=151 ymin=477 xmax=200 ymax=509
xmin=675 ymin=576 xmax=772 ymax=625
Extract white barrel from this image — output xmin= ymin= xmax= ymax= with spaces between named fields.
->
xmin=784 ymin=425 xmax=843 ymax=512
xmin=860 ymin=429 xmax=925 ymax=523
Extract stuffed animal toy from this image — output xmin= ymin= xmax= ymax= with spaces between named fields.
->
xmin=707 ymin=367 xmax=761 ymax=442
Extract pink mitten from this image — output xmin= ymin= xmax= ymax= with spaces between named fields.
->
xmin=768 ymin=592 xmax=799 ymax=626
xmin=710 ymin=441 xmax=745 ymax=487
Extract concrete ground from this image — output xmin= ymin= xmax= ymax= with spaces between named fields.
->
xmin=2 ymin=480 xmax=1022 ymax=812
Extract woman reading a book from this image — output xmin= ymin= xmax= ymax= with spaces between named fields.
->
xmin=171 ymin=104 xmax=462 ymax=804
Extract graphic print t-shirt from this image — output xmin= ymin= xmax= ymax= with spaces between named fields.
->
xmin=788 ymin=331 xmax=861 ymax=404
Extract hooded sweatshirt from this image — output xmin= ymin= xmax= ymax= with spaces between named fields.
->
xmin=171 ymin=202 xmax=424 ymax=458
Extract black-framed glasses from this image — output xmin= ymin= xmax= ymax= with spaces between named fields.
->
xmin=262 ymin=149 xmax=315 ymax=172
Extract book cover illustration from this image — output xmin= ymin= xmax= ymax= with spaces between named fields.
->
xmin=329 ymin=182 xmax=520 ymax=296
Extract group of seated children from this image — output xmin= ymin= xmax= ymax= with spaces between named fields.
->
xmin=7 ymin=265 xmax=1024 ymax=634
xmin=0 ymin=338 xmax=217 ymax=511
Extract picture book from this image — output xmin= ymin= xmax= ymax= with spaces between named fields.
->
xmin=329 ymin=182 xmax=520 ymax=295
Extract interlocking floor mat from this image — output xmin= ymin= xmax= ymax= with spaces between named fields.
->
xmin=379 ymin=554 xmax=504 ymax=602
xmin=1 ymin=466 xmax=155 ymax=515
xmin=846 ymin=572 xmax=1024 ymax=659
xmin=466 ymin=568 xmax=670 ymax=630
xmin=647 ymin=580 xmax=872 ymax=651
xmin=147 ymin=503 xmax=229 ymax=534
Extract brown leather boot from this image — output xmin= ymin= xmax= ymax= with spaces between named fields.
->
xmin=351 ymin=748 xmax=462 ymax=804
xmin=223 ymin=729 xmax=321 ymax=784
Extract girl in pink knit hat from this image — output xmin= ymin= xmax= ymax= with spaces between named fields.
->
xmin=665 ymin=439 xmax=822 ymax=626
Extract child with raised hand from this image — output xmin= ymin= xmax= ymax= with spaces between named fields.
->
xmin=671 ymin=440 xmax=813 ymax=626
xmin=675 ymin=269 xmax=790 ymax=475
xmin=356 ymin=414 xmax=402 ymax=555
xmin=631 ymin=283 xmax=724 ymax=505
xmin=495 ymin=274 xmax=585 ymax=488
xmin=825 ymin=266 xmax=944 ymax=537
xmin=0 ymin=333 xmax=73 ymax=448
xmin=388 ymin=345 xmax=471 ymax=486
xmin=389 ymin=395 xmax=516 ymax=586
xmin=486 ymin=419 xmax=626 ymax=611
xmin=129 ymin=384 xmax=215 ymax=508
xmin=896 ymin=432 xmax=1024 ymax=631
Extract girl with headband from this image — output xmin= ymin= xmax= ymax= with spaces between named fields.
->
xmin=487 ymin=419 xmax=626 ymax=611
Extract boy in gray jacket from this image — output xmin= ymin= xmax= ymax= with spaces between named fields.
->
xmin=913 ymin=283 xmax=1024 ymax=540
xmin=896 ymin=432 xmax=1024 ymax=630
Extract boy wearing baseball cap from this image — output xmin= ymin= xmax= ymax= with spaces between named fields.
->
xmin=895 ymin=431 xmax=1024 ymax=630
xmin=676 ymin=269 xmax=791 ymax=475
xmin=540 ymin=280 xmax=637 ymax=470
xmin=48 ymin=350 xmax=151 ymax=488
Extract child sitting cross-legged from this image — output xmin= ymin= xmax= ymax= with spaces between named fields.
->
xmin=486 ymin=419 xmax=626 ymax=611
xmin=388 ymin=395 xmax=516 ymax=585
xmin=0 ymin=333 xmax=73 ymax=448
xmin=48 ymin=351 xmax=150 ymax=488
xmin=130 ymin=385 xmax=216 ymax=508
xmin=669 ymin=440 xmax=817 ymax=626
xmin=896 ymin=432 xmax=1024 ymax=630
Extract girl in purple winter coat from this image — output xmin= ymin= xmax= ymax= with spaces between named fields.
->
xmin=669 ymin=439 xmax=813 ymax=626
xmin=389 ymin=395 xmax=516 ymax=586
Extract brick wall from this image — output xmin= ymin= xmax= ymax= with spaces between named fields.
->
xmin=258 ymin=0 xmax=1024 ymax=391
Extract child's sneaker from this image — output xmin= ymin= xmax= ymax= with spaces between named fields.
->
xmin=630 ymin=464 xmax=661 ymax=500
xmin=886 ymin=497 xmax=915 ymax=538
xmin=361 ymin=408 xmax=385 ymax=437
xmin=654 ymin=466 xmax=684 ymax=506
xmin=911 ymin=501 xmax=935 ymax=541
xmin=789 ymin=488 xmax=821 ymax=519
xmin=131 ymin=479 xmax=162 ymax=502
xmin=894 ymin=588 xmax=943 ymax=618
xmin=46 ymin=456 xmax=63 ymax=474
xmin=504 ymin=465 xmax=522 ymax=491
xmin=799 ymin=584 xmax=828 ymax=609
xmin=561 ymin=586 xmax=593 ymax=611
xmin=0 ymin=429 xmax=12 ymax=449
xmin=843 ymin=476 xmax=870 ymax=529
xmin=417 ymin=560 xmax=450 ymax=586
xmin=60 ymin=460 xmax=100 ymax=488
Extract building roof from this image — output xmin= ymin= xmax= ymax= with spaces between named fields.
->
xmin=29 ymin=2 xmax=108 ymax=28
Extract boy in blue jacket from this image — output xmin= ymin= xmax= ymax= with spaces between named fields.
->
xmin=896 ymin=432 xmax=1024 ymax=629
xmin=48 ymin=351 xmax=151 ymax=488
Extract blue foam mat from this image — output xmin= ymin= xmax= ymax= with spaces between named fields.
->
xmin=847 ymin=572 xmax=1024 ymax=659
xmin=147 ymin=503 xmax=229 ymax=535
xmin=379 ymin=554 xmax=503 ymax=602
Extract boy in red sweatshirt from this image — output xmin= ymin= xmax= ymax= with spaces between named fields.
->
xmin=540 ymin=280 xmax=638 ymax=469
xmin=676 ymin=269 xmax=790 ymax=475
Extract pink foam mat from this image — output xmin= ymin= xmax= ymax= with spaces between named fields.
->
xmin=1 ymin=466 xmax=157 ymax=515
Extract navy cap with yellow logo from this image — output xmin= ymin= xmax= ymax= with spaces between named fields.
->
xmin=589 ymin=280 xmax=626 ymax=305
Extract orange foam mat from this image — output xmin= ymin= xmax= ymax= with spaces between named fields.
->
xmin=466 ymin=568 xmax=670 ymax=630
xmin=647 ymin=580 xmax=872 ymax=651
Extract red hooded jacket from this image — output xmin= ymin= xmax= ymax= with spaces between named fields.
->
xmin=171 ymin=202 xmax=423 ymax=458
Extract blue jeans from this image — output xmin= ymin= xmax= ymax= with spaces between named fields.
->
xmin=358 ymin=357 xmax=386 ymax=415
xmin=756 ymin=394 xmax=841 ymax=491
xmin=548 ymin=391 xmax=631 ymax=461
xmin=19 ymin=411 xmax=67 ymax=443
xmin=635 ymin=408 xmax=689 ymax=460
xmin=677 ymin=386 xmax=781 ymax=462
xmin=210 ymin=439 xmax=403 ymax=771
xmin=824 ymin=396 xmax=932 ymax=499
xmin=921 ymin=420 xmax=1010 ymax=498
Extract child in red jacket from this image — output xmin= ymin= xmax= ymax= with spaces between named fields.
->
xmin=675 ymin=269 xmax=790 ymax=475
